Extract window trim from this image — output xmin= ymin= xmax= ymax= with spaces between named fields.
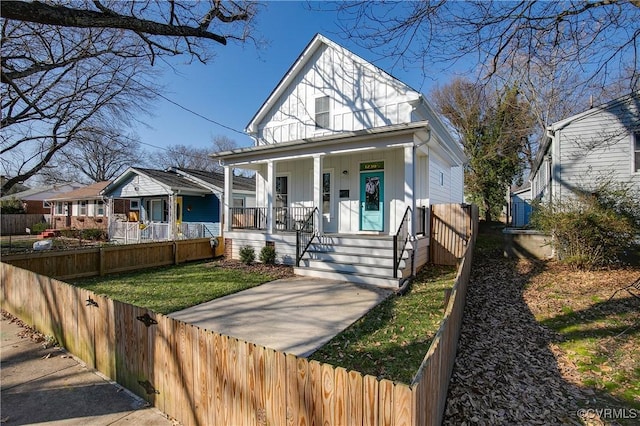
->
xmin=275 ymin=174 xmax=290 ymax=208
xmin=79 ymin=200 xmax=88 ymax=216
xmin=314 ymin=95 xmax=330 ymax=130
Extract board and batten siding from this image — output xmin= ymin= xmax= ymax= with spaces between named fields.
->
xmin=257 ymin=44 xmax=419 ymax=145
xmin=552 ymin=99 xmax=640 ymax=200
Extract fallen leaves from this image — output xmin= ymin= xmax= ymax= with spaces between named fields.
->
xmin=442 ymin=237 xmax=638 ymax=425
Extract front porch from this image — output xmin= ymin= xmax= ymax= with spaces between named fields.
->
xmin=224 ymin=205 xmax=429 ymax=288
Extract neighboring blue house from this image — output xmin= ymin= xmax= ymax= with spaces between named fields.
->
xmin=509 ymin=184 xmax=532 ymax=228
xmin=101 ymin=167 xmax=254 ymax=243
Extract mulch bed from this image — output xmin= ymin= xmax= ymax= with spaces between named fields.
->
xmin=205 ymin=258 xmax=296 ymax=281
xmin=443 ymin=243 xmax=638 ymax=425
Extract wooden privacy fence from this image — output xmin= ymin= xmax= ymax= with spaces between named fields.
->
xmin=1 ymin=238 xmax=224 ymax=280
xmin=430 ymin=204 xmax=476 ymax=266
xmin=1 ymin=213 xmax=46 ymax=235
xmin=412 ymin=204 xmax=478 ymax=426
xmin=1 ymin=203 xmax=478 ymax=426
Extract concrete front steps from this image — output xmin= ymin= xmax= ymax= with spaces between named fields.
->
xmin=293 ymin=235 xmax=412 ymax=289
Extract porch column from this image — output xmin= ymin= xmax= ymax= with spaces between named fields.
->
xmin=223 ymin=166 xmax=232 ymax=233
xmin=313 ymin=154 xmax=324 ymax=235
xmin=405 ymin=144 xmax=415 ymax=235
xmin=106 ymin=197 xmax=114 ymax=238
xmin=266 ymin=160 xmax=275 ymax=233
xmin=168 ymin=193 xmax=175 ymax=240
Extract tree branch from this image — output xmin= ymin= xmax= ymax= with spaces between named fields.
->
xmin=0 ymin=1 xmax=248 ymax=45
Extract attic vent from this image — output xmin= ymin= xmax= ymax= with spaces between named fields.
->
xmin=315 ymin=96 xmax=330 ymax=129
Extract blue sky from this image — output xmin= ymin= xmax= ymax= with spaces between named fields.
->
xmin=137 ymin=1 xmax=462 ymax=154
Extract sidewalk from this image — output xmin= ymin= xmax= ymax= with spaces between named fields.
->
xmin=1 ymin=313 xmax=175 ymax=425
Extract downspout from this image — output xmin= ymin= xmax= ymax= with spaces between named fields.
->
xmin=545 ymin=129 xmax=555 ymax=205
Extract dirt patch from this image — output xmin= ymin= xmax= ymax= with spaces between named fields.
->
xmin=204 ymin=258 xmax=295 ymax=281
xmin=443 ymin=234 xmax=639 ymax=425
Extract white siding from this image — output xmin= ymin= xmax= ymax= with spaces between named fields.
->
xmin=109 ymin=174 xmax=170 ymax=197
xmin=450 ymin=165 xmax=464 ymax=203
xmin=428 ymin=152 xmax=453 ymax=204
xmin=257 ymin=44 xmax=419 ymax=144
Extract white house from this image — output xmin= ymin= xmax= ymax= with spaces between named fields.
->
xmin=212 ymin=34 xmax=466 ymax=288
xmin=530 ymin=91 xmax=640 ymax=205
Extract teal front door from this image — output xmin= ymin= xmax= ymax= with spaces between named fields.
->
xmin=360 ymin=171 xmax=384 ymax=231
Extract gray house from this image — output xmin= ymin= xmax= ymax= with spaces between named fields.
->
xmin=530 ymin=91 xmax=640 ymax=206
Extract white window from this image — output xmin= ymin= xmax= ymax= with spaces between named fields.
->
xmin=79 ymin=200 xmax=88 ymax=216
xmin=322 ymin=172 xmax=331 ymax=215
xmin=275 ymin=176 xmax=288 ymax=208
xmin=42 ymin=200 xmax=51 ymax=209
xmin=96 ymin=200 xmax=105 ymax=216
xmin=130 ymin=199 xmax=140 ymax=210
xmin=634 ymin=132 xmax=640 ymax=172
xmin=315 ymin=96 xmax=330 ymax=130
xmin=233 ymin=198 xmax=245 ymax=208
xmin=54 ymin=202 xmax=64 ymax=215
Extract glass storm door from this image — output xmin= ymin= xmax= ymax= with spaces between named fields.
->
xmin=360 ymin=171 xmax=384 ymax=231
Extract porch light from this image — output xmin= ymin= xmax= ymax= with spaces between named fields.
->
xmin=342 ymin=170 xmax=349 ymax=175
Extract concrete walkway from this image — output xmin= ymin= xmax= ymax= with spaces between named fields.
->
xmin=170 ymin=277 xmax=393 ymax=357
xmin=1 ymin=315 xmax=174 ymax=426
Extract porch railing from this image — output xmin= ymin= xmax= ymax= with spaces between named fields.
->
xmin=296 ymin=207 xmax=318 ymax=267
xmin=274 ymin=206 xmax=315 ymax=233
xmin=179 ymin=222 xmax=218 ymax=239
xmin=393 ymin=206 xmax=412 ymax=278
xmin=110 ymin=221 xmax=216 ymax=244
xmin=230 ymin=207 xmax=267 ymax=230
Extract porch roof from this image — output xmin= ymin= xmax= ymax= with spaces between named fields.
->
xmin=210 ymin=121 xmax=432 ymax=166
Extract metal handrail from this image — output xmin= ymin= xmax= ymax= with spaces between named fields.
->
xmin=296 ymin=207 xmax=318 ymax=267
xmin=393 ymin=206 xmax=412 ymax=278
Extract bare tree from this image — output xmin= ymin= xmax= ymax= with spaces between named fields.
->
xmin=326 ymin=1 xmax=639 ymax=91
xmin=1 ymin=1 xmax=257 ymax=193
xmin=149 ymin=144 xmax=218 ymax=172
xmin=56 ymin=131 xmax=145 ymax=182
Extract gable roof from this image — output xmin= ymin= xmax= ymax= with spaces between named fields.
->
xmin=530 ymin=91 xmax=640 ymax=178
xmin=47 ymin=181 xmax=111 ymax=201
xmin=245 ymin=33 xmax=421 ymax=135
xmin=0 ymin=183 xmax=84 ymax=201
xmin=549 ymin=91 xmax=640 ymax=132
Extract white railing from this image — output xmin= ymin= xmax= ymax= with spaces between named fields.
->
xmin=109 ymin=222 xmax=218 ymax=244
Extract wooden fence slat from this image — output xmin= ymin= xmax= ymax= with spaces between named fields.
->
xmin=379 ymin=379 xmax=394 ymax=426
xmin=321 ymin=363 xmax=334 ymax=426
xmin=267 ymin=349 xmax=287 ymax=425
xmin=251 ymin=341 xmax=266 ymax=425
xmin=362 ymin=375 xmax=379 ymax=426
xmin=214 ymin=334 xmax=228 ymax=426
xmin=347 ymin=370 xmax=363 ymax=426
xmin=394 ymin=383 xmax=414 ymax=426
xmin=297 ymin=356 xmax=311 ymax=426
xmin=236 ymin=339 xmax=250 ymax=426
xmin=308 ymin=361 xmax=322 ymax=426
xmin=333 ymin=367 xmax=347 ymax=426
xmin=194 ymin=327 xmax=209 ymax=426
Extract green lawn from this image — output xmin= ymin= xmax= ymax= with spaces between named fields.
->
xmin=70 ymin=261 xmax=285 ymax=314
xmin=309 ymin=265 xmax=456 ymax=384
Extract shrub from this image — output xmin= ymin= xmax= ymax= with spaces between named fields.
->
xmin=30 ymin=222 xmax=48 ymax=233
xmin=531 ymin=182 xmax=640 ymax=269
xmin=80 ymin=228 xmax=106 ymax=241
xmin=259 ymin=245 xmax=277 ymax=265
xmin=239 ymin=245 xmax=255 ymax=265
xmin=0 ymin=198 xmax=25 ymax=214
